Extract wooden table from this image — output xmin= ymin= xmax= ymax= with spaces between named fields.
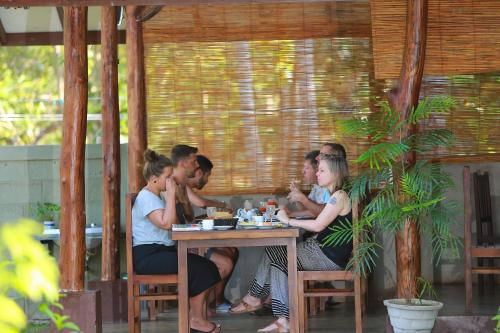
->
xmin=172 ymin=227 xmax=300 ymax=333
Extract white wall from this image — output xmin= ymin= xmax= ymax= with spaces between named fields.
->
xmin=0 ymin=144 xmax=498 ymax=300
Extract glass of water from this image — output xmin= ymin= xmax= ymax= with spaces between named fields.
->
xmin=265 ymin=204 xmax=276 ymax=222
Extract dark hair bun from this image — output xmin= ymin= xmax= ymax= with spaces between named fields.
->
xmin=144 ymin=149 xmax=159 ymax=163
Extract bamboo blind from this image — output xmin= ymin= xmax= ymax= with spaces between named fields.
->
xmin=143 ymin=2 xmax=500 ymax=195
xmin=143 ymin=2 xmax=373 ymax=195
xmin=371 ymin=0 xmax=500 ymax=80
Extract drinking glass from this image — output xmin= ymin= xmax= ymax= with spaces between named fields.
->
xmin=265 ymin=204 xmax=276 ymax=222
xmin=206 ymin=207 xmax=217 ymax=219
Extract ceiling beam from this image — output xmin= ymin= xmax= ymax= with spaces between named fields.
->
xmin=56 ymin=6 xmax=64 ymax=27
xmin=0 ymin=17 xmax=7 ymax=45
xmin=2 ymin=30 xmax=126 ymax=46
xmin=136 ymin=5 xmax=163 ymax=22
xmin=1 ymin=0 xmax=352 ymax=6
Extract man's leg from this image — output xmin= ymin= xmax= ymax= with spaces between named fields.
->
xmin=207 ymin=247 xmax=238 ymax=311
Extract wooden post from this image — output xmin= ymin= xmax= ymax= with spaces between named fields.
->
xmin=387 ymin=0 xmax=428 ymax=299
xmin=463 ymin=166 xmax=472 ymax=313
xmin=59 ymin=6 xmax=88 ymax=292
xmin=100 ymin=5 xmax=121 ymax=282
xmin=126 ymin=5 xmax=147 ymax=193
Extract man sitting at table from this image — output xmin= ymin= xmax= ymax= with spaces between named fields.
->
xmin=170 ymin=144 xmax=198 ymax=225
xmin=187 ymin=154 xmax=238 ymax=313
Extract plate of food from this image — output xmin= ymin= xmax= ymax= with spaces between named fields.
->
xmin=238 ymin=221 xmax=258 ymax=229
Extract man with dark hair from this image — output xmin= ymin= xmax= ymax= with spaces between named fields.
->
xmin=316 ymin=142 xmax=347 ymax=160
xmin=171 ymin=144 xmax=199 ymax=168
xmin=170 ymin=144 xmax=199 ymax=224
xmin=187 ymin=155 xmax=237 ymax=313
xmin=186 ymin=155 xmax=227 ymax=209
xmin=287 ymin=150 xmax=326 ymax=218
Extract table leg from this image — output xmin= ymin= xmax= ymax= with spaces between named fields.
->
xmin=178 ymin=241 xmax=189 ymax=333
xmin=287 ymin=239 xmax=299 ymax=333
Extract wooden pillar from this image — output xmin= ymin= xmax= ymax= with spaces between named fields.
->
xmin=100 ymin=5 xmax=121 ymax=282
xmin=126 ymin=6 xmax=147 ymax=193
xmin=59 ymin=6 xmax=88 ymax=292
xmin=463 ymin=166 xmax=472 ymax=313
xmin=387 ymin=0 xmax=428 ymax=299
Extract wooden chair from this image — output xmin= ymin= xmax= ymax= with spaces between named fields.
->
xmin=463 ymin=167 xmax=500 ymax=313
xmin=297 ymin=203 xmax=365 ymax=333
xmin=126 ymin=193 xmax=178 ymax=333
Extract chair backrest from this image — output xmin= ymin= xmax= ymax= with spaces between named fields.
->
xmin=126 ymin=193 xmax=138 ymax=282
xmin=472 ymin=172 xmax=493 ymax=244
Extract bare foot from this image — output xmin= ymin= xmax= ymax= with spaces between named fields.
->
xmin=257 ymin=317 xmax=289 ymax=333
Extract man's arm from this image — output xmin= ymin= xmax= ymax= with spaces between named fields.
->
xmin=186 ymin=186 xmax=227 ymax=209
xmin=287 ymin=188 xmax=325 ymax=217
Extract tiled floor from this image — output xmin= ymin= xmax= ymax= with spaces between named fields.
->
xmin=102 ymin=284 xmax=500 ymax=333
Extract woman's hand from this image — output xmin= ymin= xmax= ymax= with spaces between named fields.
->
xmin=164 ymin=178 xmax=176 ymax=198
xmin=277 ymin=209 xmax=291 ymax=224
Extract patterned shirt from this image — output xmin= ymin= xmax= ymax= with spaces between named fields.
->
xmin=308 ymin=184 xmax=330 ymax=204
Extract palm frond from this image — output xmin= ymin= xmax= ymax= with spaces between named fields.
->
xmin=345 ymin=241 xmax=381 ymax=277
xmin=356 ymin=142 xmax=409 ymax=170
xmin=323 ymin=218 xmax=353 ymax=247
xmin=339 ymin=118 xmax=372 ymax=138
xmin=410 ymin=96 xmax=456 ymax=124
xmin=414 ymin=129 xmax=455 ymax=152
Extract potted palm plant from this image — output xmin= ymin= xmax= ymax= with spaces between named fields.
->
xmin=326 ymin=96 xmax=461 ymax=333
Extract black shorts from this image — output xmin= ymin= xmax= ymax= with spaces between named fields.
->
xmin=133 ymin=244 xmax=221 ymax=297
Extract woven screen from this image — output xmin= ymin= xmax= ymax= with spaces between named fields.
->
xmin=143 ymin=2 xmax=373 ymax=195
xmin=371 ymin=0 xmax=500 ymax=80
xmin=143 ymin=2 xmax=500 ymax=195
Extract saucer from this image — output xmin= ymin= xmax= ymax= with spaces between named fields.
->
xmin=213 ymin=226 xmax=233 ymax=230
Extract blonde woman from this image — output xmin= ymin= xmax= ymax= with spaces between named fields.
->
xmin=230 ymin=154 xmax=352 ymax=333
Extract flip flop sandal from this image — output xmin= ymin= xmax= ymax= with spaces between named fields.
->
xmin=229 ymin=300 xmax=263 ymax=314
xmin=191 ymin=322 xmax=221 ymax=333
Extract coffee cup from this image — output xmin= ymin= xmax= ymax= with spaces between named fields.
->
xmin=201 ymin=219 xmax=214 ymax=230
xmin=253 ymin=215 xmax=264 ymax=226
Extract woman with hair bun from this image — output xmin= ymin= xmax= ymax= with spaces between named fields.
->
xmin=132 ymin=149 xmax=222 ymax=333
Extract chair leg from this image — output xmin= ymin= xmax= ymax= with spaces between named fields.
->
xmin=319 ymin=296 xmax=326 ymax=312
xmin=298 ymin=279 xmax=305 ymax=333
xmin=148 ymin=285 xmax=157 ymax=320
xmin=134 ymin=284 xmax=141 ymax=333
xmin=308 ymin=282 xmax=318 ymax=316
xmin=127 ymin=282 xmax=135 ymax=333
xmin=354 ymin=277 xmax=362 ymax=333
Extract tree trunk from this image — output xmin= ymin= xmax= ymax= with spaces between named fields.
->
xmin=101 ymin=6 xmax=121 ymax=281
xmin=387 ymin=0 xmax=428 ymax=299
xmin=126 ymin=6 xmax=147 ymax=193
xmin=59 ymin=6 xmax=87 ymax=291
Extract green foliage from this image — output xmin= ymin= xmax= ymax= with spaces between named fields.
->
xmin=493 ymin=307 xmax=500 ymax=333
xmin=29 ymin=202 xmax=60 ymax=222
xmin=328 ymin=96 xmax=461 ymax=286
xmin=0 ymin=45 xmax=128 ymax=146
xmin=0 ymin=219 xmax=79 ymax=333
xmin=416 ymin=277 xmax=438 ymax=304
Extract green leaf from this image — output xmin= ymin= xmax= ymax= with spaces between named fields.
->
xmin=356 ymin=142 xmax=409 ymax=170
xmin=410 ymin=96 xmax=456 ymax=124
xmin=417 ymin=277 xmax=438 ymax=301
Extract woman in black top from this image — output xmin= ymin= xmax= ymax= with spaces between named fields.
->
xmin=230 ymin=154 xmax=351 ymax=333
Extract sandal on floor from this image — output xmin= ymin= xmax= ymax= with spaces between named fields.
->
xmin=191 ymin=322 xmax=221 ymax=333
xmin=229 ymin=300 xmax=263 ymax=314
xmin=257 ymin=320 xmax=289 ymax=333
